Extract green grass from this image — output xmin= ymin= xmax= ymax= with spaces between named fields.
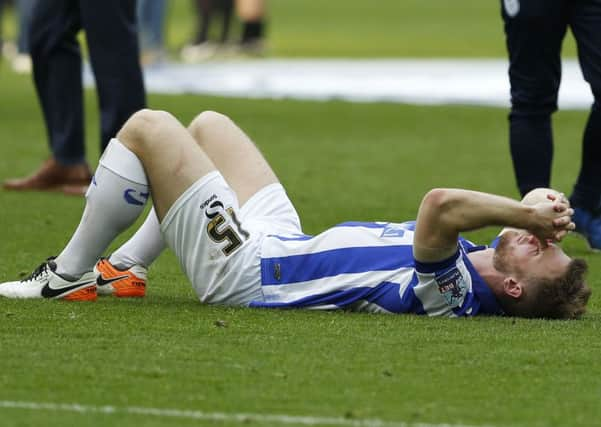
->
xmin=1 ymin=0 xmax=578 ymax=57
xmin=1 ymin=63 xmax=600 ymax=427
xmin=170 ymin=0 xmax=579 ymax=58
xmin=0 ymin=1 xmax=597 ymax=423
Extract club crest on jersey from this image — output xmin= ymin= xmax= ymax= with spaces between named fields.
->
xmin=503 ymin=0 xmax=519 ymax=17
xmin=435 ymin=266 xmax=467 ymax=308
xmin=380 ymin=223 xmax=407 ymax=238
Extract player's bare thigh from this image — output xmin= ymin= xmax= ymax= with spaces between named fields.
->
xmin=117 ymin=109 xmax=217 ymax=220
xmin=187 ymin=111 xmax=278 ymax=206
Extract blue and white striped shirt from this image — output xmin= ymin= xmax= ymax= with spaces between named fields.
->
xmin=250 ymin=221 xmax=503 ymax=317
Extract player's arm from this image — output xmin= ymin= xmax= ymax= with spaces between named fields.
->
xmin=500 ymin=188 xmax=570 ymax=235
xmin=413 ymin=188 xmax=574 ymax=263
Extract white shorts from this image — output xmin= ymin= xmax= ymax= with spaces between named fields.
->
xmin=160 ymin=171 xmax=301 ymax=305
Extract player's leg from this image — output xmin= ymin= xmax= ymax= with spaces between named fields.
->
xmin=85 ymin=109 xmax=219 ymax=298
xmin=568 ymin=0 xmax=601 ymax=249
xmin=97 ymin=110 xmax=281 ymax=297
xmin=59 ymin=109 xmax=207 ymax=279
xmin=118 ymin=109 xmax=217 ymax=218
xmin=501 ymin=0 xmax=568 ymax=196
xmin=95 ymin=207 xmax=164 ymax=297
xmin=0 ymin=109 xmax=214 ymax=300
xmin=121 ymin=111 xmax=265 ymax=305
xmin=187 ymin=110 xmax=302 ymax=245
xmin=187 ymin=111 xmax=278 ymax=205
xmin=97 ymin=110 xmax=297 ymax=303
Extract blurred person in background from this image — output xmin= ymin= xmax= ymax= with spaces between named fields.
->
xmin=501 ymin=0 xmax=601 ymax=249
xmin=13 ymin=0 xmax=34 ymax=72
xmin=0 ymin=0 xmax=34 ymax=73
xmin=137 ymin=0 xmax=167 ymax=66
xmin=236 ymin=0 xmax=266 ymax=55
xmin=180 ymin=0 xmax=234 ymax=62
xmin=3 ymin=0 xmax=146 ymax=196
xmin=180 ymin=0 xmax=266 ymax=62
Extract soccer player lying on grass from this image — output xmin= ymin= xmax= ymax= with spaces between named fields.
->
xmin=0 ymin=109 xmax=591 ymax=318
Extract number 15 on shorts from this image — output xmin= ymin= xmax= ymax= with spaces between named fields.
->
xmin=205 ymin=201 xmax=249 ymax=256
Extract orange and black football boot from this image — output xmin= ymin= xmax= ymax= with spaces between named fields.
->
xmin=94 ymin=257 xmax=147 ymax=297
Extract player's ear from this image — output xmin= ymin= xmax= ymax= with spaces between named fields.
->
xmin=503 ymin=277 xmax=523 ymax=299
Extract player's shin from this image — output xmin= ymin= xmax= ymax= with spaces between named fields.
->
xmin=54 ymin=139 xmax=150 ymax=278
xmin=109 ymin=207 xmax=165 ymax=269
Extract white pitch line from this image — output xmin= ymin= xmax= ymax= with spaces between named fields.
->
xmin=0 ymin=400 xmax=496 ymax=427
xmin=84 ymin=58 xmax=592 ymax=110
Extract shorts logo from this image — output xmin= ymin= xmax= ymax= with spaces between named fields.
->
xmin=503 ymin=0 xmax=519 ymax=17
xmin=435 ymin=266 xmax=467 ymax=308
xmin=200 ymin=194 xmax=218 ymax=210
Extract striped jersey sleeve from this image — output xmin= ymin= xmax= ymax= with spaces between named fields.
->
xmin=249 ymin=221 xmax=503 ymax=317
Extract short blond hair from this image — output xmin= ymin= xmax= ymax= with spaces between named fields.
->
xmin=506 ymin=259 xmax=591 ymax=319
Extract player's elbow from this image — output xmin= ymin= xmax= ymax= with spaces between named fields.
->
xmin=420 ymin=188 xmax=465 ymax=225
xmin=421 ymin=188 xmax=455 ymax=213
xmin=414 ymin=189 xmax=461 ymax=251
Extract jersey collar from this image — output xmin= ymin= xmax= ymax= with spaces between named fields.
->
xmin=460 ymin=241 xmax=505 ymax=316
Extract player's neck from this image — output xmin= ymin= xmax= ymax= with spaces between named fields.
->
xmin=467 ymin=248 xmax=506 ymax=298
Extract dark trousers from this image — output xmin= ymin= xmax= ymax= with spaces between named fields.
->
xmin=29 ymin=0 xmax=146 ymax=166
xmin=502 ymin=0 xmax=601 ymax=211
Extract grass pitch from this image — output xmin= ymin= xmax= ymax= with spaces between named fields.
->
xmin=1 ymin=69 xmax=600 ymax=427
xmin=1 ymin=0 xmax=578 ymax=58
xmin=0 ymin=2 xmax=599 ymax=426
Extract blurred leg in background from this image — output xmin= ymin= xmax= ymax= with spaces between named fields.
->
xmin=0 ymin=0 xmax=34 ymax=72
xmin=137 ymin=0 xmax=167 ymax=66
xmin=195 ymin=0 xmax=213 ymax=45
xmin=219 ymin=0 xmax=234 ymax=43
xmin=502 ymin=0 xmax=601 ymax=249
xmin=567 ymin=0 xmax=601 ymax=248
xmin=181 ymin=0 xmax=234 ymax=62
xmin=12 ymin=0 xmax=34 ymax=72
xmin=236 ymin=0 xmax=266 ymax=55
xmin=3 ymin=0 xmax=146 ymax=195
xmin=502 ymin=0 xmax=566 ymax=197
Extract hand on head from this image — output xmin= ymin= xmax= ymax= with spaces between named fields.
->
xmin=531 ymin=196 xmax=575 ymax=247
xmin=546 ymin=192 xmax=571 ymax=208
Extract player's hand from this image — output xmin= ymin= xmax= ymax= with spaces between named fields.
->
xmin=546 ymin=192 xmax=571 ymax=209
xmin=530 ymin=198 xmax=575 ymax=247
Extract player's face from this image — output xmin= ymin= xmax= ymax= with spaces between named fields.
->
xmin=493 ymin=231 xmax=572 ymax=281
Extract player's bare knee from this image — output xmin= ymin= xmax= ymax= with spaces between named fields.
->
xmin=118 ymin=109 xmax=175 ymax=153
xmin=188 ymin=110 xmax=232 ymax=142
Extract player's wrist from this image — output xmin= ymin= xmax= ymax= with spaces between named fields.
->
xmin=517 ymin=204 xmax=540 ymax=233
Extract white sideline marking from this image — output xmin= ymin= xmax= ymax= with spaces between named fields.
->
xmin=85 ymin=58 xmax=593 ymax=109
xmin=0 ymin=400 xmax=495 ymax=427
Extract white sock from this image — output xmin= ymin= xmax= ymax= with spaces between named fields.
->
xmin=55 ymin=139 xmax=149 ymax=278
xmin=109 ymin=207 xmax=166 ymax=269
